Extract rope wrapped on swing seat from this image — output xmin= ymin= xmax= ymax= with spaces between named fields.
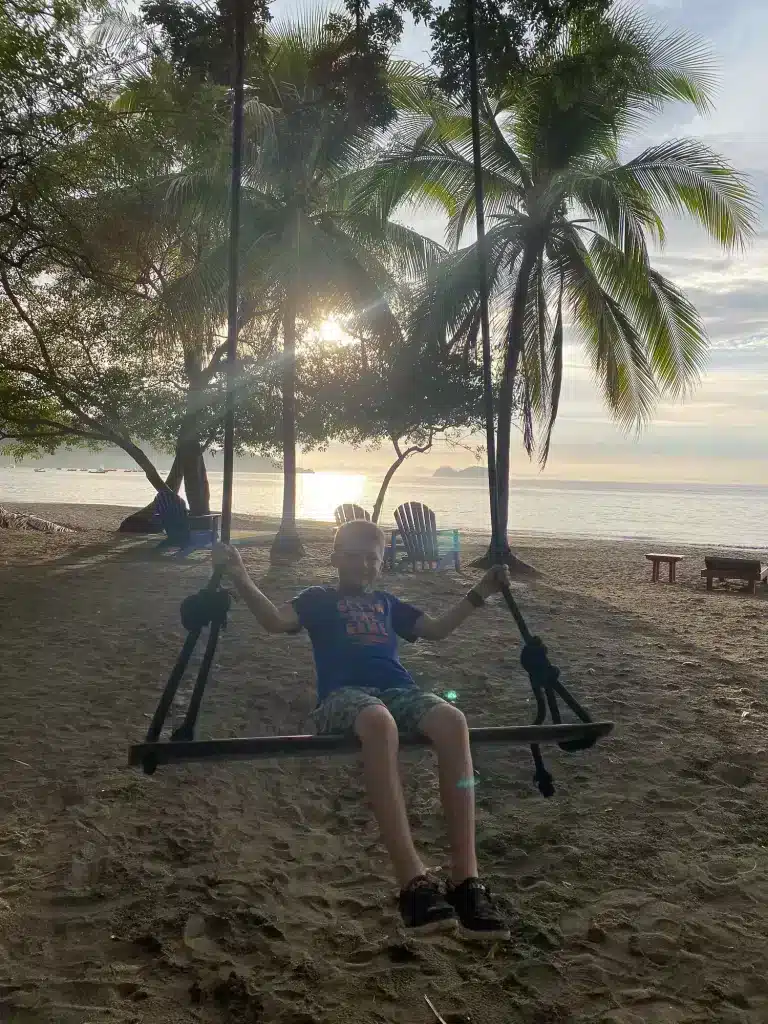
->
xmin=128 ymin=0 xmax=613 ymax=788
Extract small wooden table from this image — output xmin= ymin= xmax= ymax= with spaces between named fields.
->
xmin=646 ymin=552 xmax=683 ymax=583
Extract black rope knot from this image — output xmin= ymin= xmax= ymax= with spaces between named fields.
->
xmin=180 ymin=588 xmax=232 ymax=632
xmin=520 ymin=637 xmax=560 ymax=691
xmin=530 ymin=743 xmax=555 ymax=798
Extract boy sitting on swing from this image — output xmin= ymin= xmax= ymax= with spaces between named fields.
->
xmin=213 ymin=518 xmax=510 ymax=941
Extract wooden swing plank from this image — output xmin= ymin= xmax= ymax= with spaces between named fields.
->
xmin=129 ymin=721 xmax=614 ymax=768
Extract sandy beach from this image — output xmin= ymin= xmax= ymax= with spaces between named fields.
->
xmin=1 ymin=502 xmax=767 ymax=1024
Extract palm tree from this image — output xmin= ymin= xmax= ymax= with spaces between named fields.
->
xmin=356 ymin=12 xmax=758 ymax=566
xmin=153 ymin=11 xmax=442 ymax=562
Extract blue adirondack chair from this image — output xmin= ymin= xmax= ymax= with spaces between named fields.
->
xmin=389 ymin=502 xmax=460 ymax=571
xmin=153 ymin=491 xmax=220 ymax=553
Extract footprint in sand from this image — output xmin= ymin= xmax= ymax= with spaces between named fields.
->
xmin=183 ymin=913 xmax=234 ymax=963
xmin=717 ymin=763 xmax=756 ymax=788
xmin=182 ymin=908 xmax=287 ymax=967
xmin=703 ymin=854 xmax=760 ymax=883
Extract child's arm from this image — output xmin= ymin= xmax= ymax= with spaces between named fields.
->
xmin=212 ymin=543 xmax=299 ymax=634
xmin=412 ymin=566 xmax=509 ymax=641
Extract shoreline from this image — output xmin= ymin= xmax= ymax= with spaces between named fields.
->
xmin=2 ymin=500 xmax=764 ymax=555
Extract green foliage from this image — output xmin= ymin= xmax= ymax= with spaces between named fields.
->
xmin=428 ymin=0 xmax=613 ymax=97
xmin=0 ymin=367 xmax=72 ymax=457
xmin=126 ymin=13 xmax=443 ymax=373
xmin=295 ymin=324 xmax=486 ymax=520
xmin=0 ymin=270 xmax=182 ymax=446
xmin=305 ymin=327 xmax=485 ymax=452
xmin=140 ymin=0 xmax=271 ymax=83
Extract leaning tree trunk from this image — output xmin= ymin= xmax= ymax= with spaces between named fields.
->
xmin=270 ymin=294 xmax=305 ymax=563
xmin=121 ymin=438 xmax=171 ymax=494
xmin=472 ymin=248 xmax=539 ymax=576
xmin=118 ymin=454 xmax=183 ymax=533
xmin=371 ymin=435 xmax=435 ymax=524
xmin=372 ymin=453 xmax=407 ymax=524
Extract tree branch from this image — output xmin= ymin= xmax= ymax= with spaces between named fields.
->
xmin=0 ymin=268 xmax=58 ymax=377
xmin=0 ymin=278 xmax=125 ymax=425
xmin=198 ymin=338 xmax=230 ymax=386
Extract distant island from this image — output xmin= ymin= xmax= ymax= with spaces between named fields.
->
xmin=433 ymin=465 xmax=487 ymax=478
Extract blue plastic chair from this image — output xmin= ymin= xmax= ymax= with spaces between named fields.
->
xmin=388 ymin=502 xmax=460 ymax=571
xmin=153 ymin=491 xmax=220 ymax=553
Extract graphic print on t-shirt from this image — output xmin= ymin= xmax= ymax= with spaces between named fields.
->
xmin=337 ymin=597 xmax=391 ymax=644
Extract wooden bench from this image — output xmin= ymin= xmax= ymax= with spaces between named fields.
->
xmin=701 ymin=556 xmax=767 ymax=595
xmin=646 ymin=552 xmax=683 ymax=583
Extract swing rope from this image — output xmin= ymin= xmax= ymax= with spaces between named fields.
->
xmin=130 ymin=0 xmax=612 ymax=784
xmin=220 ymin=0 xmax=246 ymax=548
xmin=463 ymin=0 xmax=603 ymax=795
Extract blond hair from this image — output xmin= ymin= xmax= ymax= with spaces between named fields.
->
xmin=333 ymin=518 xmax=386 ymax=552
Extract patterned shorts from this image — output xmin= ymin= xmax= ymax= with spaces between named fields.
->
xmin=311 ymin=687 xmax=448 ymax=737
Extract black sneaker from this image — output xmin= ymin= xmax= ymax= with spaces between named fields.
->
xmin=446 ymin=878 xmax=511 ymax=941
xmin=398 ymin=875 xmax=458 ymax=936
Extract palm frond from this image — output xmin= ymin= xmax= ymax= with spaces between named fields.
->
xmin=555 ymin=229 xmax=658 ymax=430
xmin=616 ymin=139 xmax=758 ymax=250
xmin=387 ymin=61 xmax=437 ymax=114
xmin=516 ymin=257 xmax=550 ymax=456
xmin=588 ymin=232 xmax=707 ymax=395
xmin=92 ymin=6 xmax=155 ymax=57
xmin=410 ymin=221 xmax=522 ymax=353
xmin=266 ymin=6 xmax=342 ymax=64
xmin=321 ymin=210 xmax=445 ymax=282
xmin=643 ymin=269 xmax=707 ymax=395
xmin=540 ymin=277 xmax=564 ymax=466
xmin=613 ymin=10 xmax=719 ymax=116
xmin=555 ymin=160 xmax=662 ymax=253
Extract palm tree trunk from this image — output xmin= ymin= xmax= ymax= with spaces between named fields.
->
xmin=270 ymin=293 xmax=305 ymax=563
xmin=472 ymin=247 xmax=539 ymax=574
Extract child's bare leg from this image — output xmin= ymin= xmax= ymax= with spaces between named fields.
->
xmin=355 ymin=704 xmax=426 ymax=888
xmin=419 ymin=703 xmax=478 ymax=883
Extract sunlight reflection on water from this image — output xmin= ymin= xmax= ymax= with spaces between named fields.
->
xmin=3 ymin=467 xmax=768 ymax=546
xmin=298 ymin=472 xmax=366 ymax=521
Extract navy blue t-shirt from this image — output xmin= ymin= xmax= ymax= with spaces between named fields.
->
xmin=291 ymin=586 xmax=422 ymax=701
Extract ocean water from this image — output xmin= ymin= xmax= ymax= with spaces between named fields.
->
xmin=2 ymin=467 xmax=767 ymax=549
